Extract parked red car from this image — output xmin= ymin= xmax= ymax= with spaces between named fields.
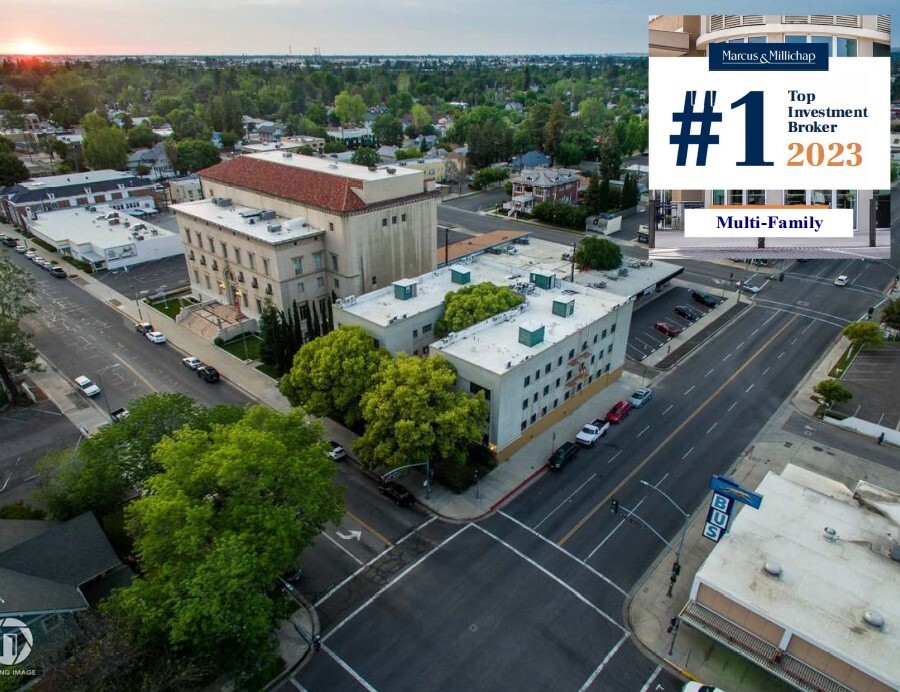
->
xmin=605 ymin=400 xmax=633 ymax=423
xmin=654 ymin=321 xmax=683 ymax=338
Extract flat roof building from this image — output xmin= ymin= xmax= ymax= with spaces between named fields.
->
xmin=682 ymin=465 xmax=900 ymax=692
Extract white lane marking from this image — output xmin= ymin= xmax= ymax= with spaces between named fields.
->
xmin=682 ymin=447 xmax=694 ymax=460
xmin=499 ymin=511 xmax=627 ymax=597
xmin=722 ymin=353 xmax=732 ymax=361
xmin=777 ymin=351 xmax=785 ymax=359
xmin=288 ymin=678 xmax=308 ymax=691
xmin=745 ymin=383 xmax=755 ymax=393
xmin=790 ymin=338 xmax=798 ymax=345
xmin=323 ymin=524 xmax=470 ymax=641
xmin=662 ymin=404 xmax=674 ymax=416
xmin=323 ymin=532 xmax=364 ymax=566
xmin=684 ymin=385 xmax=695 ymax=396
xmin=476 ymin=523 xmax=624 ymax=630
xmin=577 ymin=633 xmax=629 ymax=692
xmin=735 ymin=341 xmax=745 ymax=349
xmin=704 ymin=369 xmax=714 ymax=378
xmin=707 ymin=422 xmax=717 ymax=434
xmin=585 ymin=497 xmax=646 ymax=561
xmin=534 ymin=473 xmax=598 ymax=530
xmin=607 ymin=450 xmax=623 ymax=465
xmin=636 ymin=425 xmax=650 ymax=438
xmin=727 ymin=401 xmax=738 ymax=412
xmin=316 ymin=516 xmax=437 ymax=606
xmin=762 ymin=367 xmax=770 ymax=376
xmin=639 ymin=665 xmax=663 ymax=692
xmin=762 ymin=311 xmax=779 ymax=327
xmin=801 ymin=321 xmax=813 ymax=334
xmin=751 ymin=328 xmax=759 ymax=337
xmin=323 ymin=645 xmax=377 ymax=692
xmin=656 ymin=473 xmax=669 ymax=486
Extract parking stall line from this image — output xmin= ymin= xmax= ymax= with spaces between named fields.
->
xmin=762 ymin=366 xmax=770 ymax=376
xmin=576 ymin=632 xmax=629 ymax=692
xmin=534 ymin=473 xmax=598 ymax=530
xmin=322 ymin=523 xmax=470 ymax=641
xmin=722 ymin=352 xmax=732 ymax=361
xmin=315 ymin=517 xmax=436 ymax=607
xmin=704 ymin=369 xmax=714 ymax=378
xmin=475 ymin=523 xmax=624 ymax=629
xmin=706 ymin=422 xmax=717 ymax=434
xmin=746 ymin=383 xmax=755 ymax=393
xmin=323 ymin=644 xmax=377 ymax=692
xmin=727 ymin=401 xmax=738 ymax=412
xmin=499 ymin=511 xmax=627 ymax=597
xmin=639 ymin=666 xmax=662 ymax=692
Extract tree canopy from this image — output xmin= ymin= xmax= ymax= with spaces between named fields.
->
xmin=575 ymin=236 xmax=622 ymax=271
xmin=334 ymin=90 xmax=366 ymax=125
xmin=880 ymin=298 xmax=900 ymax=330
xmin=0 ymin=152 xmax=28 ymax=186
xmin=0 ymin=253 xmax=39 ymax=403
xmin=280 ymin=325 xmax=389 ymax=426
xmin=813 ymin=379 xmax=853 ymax=407
xmin=353 ymin=354 xmax=488 ymax=470
xmin=351 ymin=146 xmax=381 ymax=167
xmin=83 ymin=124 xmax=128 ymax=170
xmin=105 ymin=405 xmax=343 ymax=673
xmin=436 ymin=283 xmax=525 ymax=338
xmin=841 ymin=320 xmax=884 ymax=352
xmin=372 ymin=114 xmax=404 ymax=146
xmin=173 ymin=138 xmax=220 ymax=174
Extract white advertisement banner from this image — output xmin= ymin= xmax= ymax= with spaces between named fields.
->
xmin=685 ymin=208 xmax=854 ymax=238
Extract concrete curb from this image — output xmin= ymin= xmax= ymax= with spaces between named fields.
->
xmin=489 ymin=463 xmax=547 ymax=512
xmin=264 ymin=589 xmax=320 ymax=691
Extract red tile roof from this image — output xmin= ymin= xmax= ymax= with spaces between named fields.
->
xmin=199 ymin=156 xmax=367 ymax=213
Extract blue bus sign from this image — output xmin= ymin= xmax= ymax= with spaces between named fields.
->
xmin=709 ymin=475 xmax=763 ymax=510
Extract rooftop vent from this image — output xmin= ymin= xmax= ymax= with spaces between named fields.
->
xmin=216 ymin=197 xmax=232 ymax=207
xmin=762 ymin=560 xmax=782 ymax=577
xmin=260 ymin=210 xmax=277 ymax=221
xmin=392 ymin=279 xmax=418 ymax=301
xmin=823 ymin=527 xmax=838 ymax=542
xmin=282 ymin=152 xmax=293 ymax=159
xmin=267 ymin=223 xmax=282 ymax=234
xmin=386 ymin=167 xmax=396 ymax=174
xmin=552 ymin=297 xmax=575 ymax=318
xmin=863 ymin=609 xmax=885 ymax=630
xmin=329 ymin=163 xmax=339 ymax=169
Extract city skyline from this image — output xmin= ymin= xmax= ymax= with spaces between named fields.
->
xmin=2 ymin=1 xmax=898 ymax=57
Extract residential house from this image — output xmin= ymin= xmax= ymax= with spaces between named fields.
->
xmin=126 ymin=142 xmax=175 ymax=181
xmin=507 ymin=166 xmax=583 ymax=215
xmin=508 ymin=150 xmax=551 ymax=172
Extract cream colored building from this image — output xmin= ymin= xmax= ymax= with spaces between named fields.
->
xmin=168 ymin=177 xmax=203 ymax=204
xmin=172 ymin=151 xmax=438 ymax=320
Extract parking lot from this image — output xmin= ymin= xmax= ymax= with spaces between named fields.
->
xmin=832 ymin=342 xmax=900 ymax=429
xmin=626 ymin=286 xmax=725 ymax=362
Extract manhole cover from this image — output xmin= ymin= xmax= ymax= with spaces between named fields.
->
xmin=469 ymin=624 xmax=478 ymax=632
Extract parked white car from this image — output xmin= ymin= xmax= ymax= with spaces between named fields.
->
xmin=74 ymin=375 xmax=101 ymax=397
xmin=145 ymin=331 xmax=167 ymax=344
xmin=834 ymin=275 xmax=849 ymax=287
xmin=182 ymin=356 xmax=203 ymax=370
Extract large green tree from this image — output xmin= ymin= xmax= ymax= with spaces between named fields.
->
xmin=467 ymin=118 xmax=514 ymax=170
xmin=411 ymin=103 xmax=432 ymax=131
xmin=173 ymin=139 xmax=220 ymax=174
xmin=372 ymin=114 xmax=404 ymax=146
xmin=575 ymin=236 xmax=622 ymax=271
xmin=334 ymin=90 xmax=366 ymax=126
xmin=127 ymin=122 xmax=161 ymax=149
xmin=351 ymin=147 xmax=381 ymax=167
xmin=543 ymin=99 xmax=567 ymax=164
xmin=83 ymin=125 xmax=128 ymax=170
xmin=354 ymin=355 xmax=488 ymax=470
xmin=813 ymin=379 xmax=853 ymax=407
xmin=0 ymin=153 xmax=29 ymax=186
xmin=841 ymin=321 xmax=884 ymax=353
xmin=280 ymin=325 xmax=388 ymax=426
xmin=105 ymin=406 xmax=343 ymax=671
xmin=0 ymin=254 xmax=40 ymax=404
xmin=435 ymin=283 xmax=525 ymax=338
xmin=880 ymin=298 xmax=900 ymax=330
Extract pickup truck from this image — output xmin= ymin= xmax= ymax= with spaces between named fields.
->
xmin=575 ymin=419 xmax=610 ymax=446
xmin=110 ymin=407 xmax=130 ymax=422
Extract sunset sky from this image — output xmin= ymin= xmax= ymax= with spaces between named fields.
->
xmin=1 ymin=1 xmax=898 ymax=56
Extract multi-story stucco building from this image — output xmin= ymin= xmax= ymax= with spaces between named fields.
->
xmin=648 ymin=15 xmax=892 ymax=259
xmin=334 ymin=249 xmax=633 ymax=461
xmin=172 ymin=151 xmax=438 ymax=320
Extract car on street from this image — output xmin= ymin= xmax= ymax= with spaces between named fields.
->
xmin=135 ymin=322 xmax=154 ymax=334
xmin=691 ymin=290 xmax=718 ymax=308
xmin=378 ymin=479 xmax=414 ymax=507
xmin=605 ymin=400 xmax=633 ymax=423
xmin=197 ymin=365 xmax=220 ymax=382
xmin=24 ymin=249 xmax=36 ymax=259
xmin=682 ymin=683 xmax=726 ymax=692
xmin=74 ymin=375 xmax=101 ymax=397
xmin=145 ymin=330 xmax=166 ymax=344
xmin=182 ymin=356 xmax=203 ymax=370
xmin=674 ymin=305 xmax=702 ymax=322
xmin=548 ymin=441 xmax=579 ymax=470
xmin=2 ymin=237 xmax=17 ymax=248
xmin=31 ymin=255 xmax=45 ymax=265
xmin=15 ymin=245 xmax=27 ymax=253
xmin=49 ymin=266 xmax=67 ymax=278
xmin=629 ymin=387 xmax=653 ymax=408
xmin=326 ymin=440 xmax=346 ymax=461
xmin=834 ymin=275 xmax=849 ymax=287
xmin=110 ymin=407 xmax=130 ymax=422
xmin=740 ymin=280 xmax=762 ymax=294
xmin=654 ymin=321 xmax=683 ymax=338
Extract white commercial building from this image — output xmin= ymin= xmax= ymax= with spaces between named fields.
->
xmin=334 ymin=253 xmax=633 ymax=460
xmin=25 ymin=202 xmax=182 ymax=271
xmin=681 ymin=465 xmax=900 ymax=692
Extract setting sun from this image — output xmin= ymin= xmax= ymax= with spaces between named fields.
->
xmin=11 ymin=38 xmax=49 ymax=55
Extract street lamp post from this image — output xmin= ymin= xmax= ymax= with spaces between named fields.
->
xmin=96 ymin=363 xmax=122 ymax=419
xmin=639 ymin=479 xmax=689 ymax=597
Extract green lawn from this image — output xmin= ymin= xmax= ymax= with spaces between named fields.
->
xmin=147 ymin=296 xmax=196 ymax=320
xmin=219 ymin=334 xmax=262 ymax=361
xmin=256 ymin=362 xmax=281 ymax=380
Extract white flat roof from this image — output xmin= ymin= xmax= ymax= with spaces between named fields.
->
xmin=172 ymin=199 xmax=323 ymax=244
xmin=19 ymin=169 xmax=134 ymax=190
xmin=28 ymin=204 xmax=175 ymax=249
xmin=245 ymin=151 xmax=420 ymax=183
xmin=696 ymin=466 xmax=900 ymax=688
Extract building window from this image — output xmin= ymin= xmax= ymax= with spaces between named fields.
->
xmin=610 ymin=324 xmax=616 ymax=334
xmin=413 ymin=329 xmax=418 ymax=338
xmin=545 ymin=363 xmax=551 ymax=374
xmin=262 ymin=258 xmax=270 ymax=276
xmin=207 ymin=236 xmax=214 ymax=252
xmin=233 ymin=247 xmax=241 ymax=264
xmin=382 ymin=218 xmax=388 ymax=227
xmin=317 ymin=276 xmax=325 ymax=287
xmin=334 ymin=278 xmax=340 ymax=289
xmin=577 ymin=383 xmax=582 ymax=392
xmin=533 ymin=392 xmax=538 ymax=403
xmin=602 ymin=328 xmax=607 ymax=338
xmin=567 ymin=370 xmax=572 ymax=380
xmin=313 ymin=251 xmax=323 ymax=270
xmin=565 ymin=391 xmax=570 ymax=401
xmin=522 ymin=399 xmax=528 ymax=410
xmin=372 ymin=276 xmax=377 ymax=285
xmin=256 ymin=299 xmax=262 ymax=313
xmin=557 ymin=356 xmax=563 ymax=366
xmin=242 ymin=292 xmax=248 ymax=308
xmin=553 ymin=398 xmax=558 ymax=409
xmin=524 ymin=375 xmax=530 ymax=386
xmin=591 ymin=355 xmax=595 ymax=364
xmin=331 ymin=253 xmax=339 ymax=271
xmin=193 ymin=269 xmax=199 ymax=283
xmin=582 ymin=341 xmax=588 ymax=351
xmin=205 ymin=275 xmax=211 ymax=289
xmin=423 ymin=323 xmax=432 ymax=333
xmin=568 ymin=348 xmax=575 ymax=358
xmin=607 ymin=344 xmax=612 ymax=355
xmin=329 ymin=222 xmax=335 ymax=231
xmin=185 ymin=228 xmax=192 ymax=244
xmin=220 ymin=241 xmax=227 ymax=256
xmin=535 ymin=370 xmax=540 ymax=380
xmin=401 ymin=213 xmax=407 ymax=222
xmin=593 ymin=334 xmax=598 ymax=344
xmin=299 ymin=302 xmax=310 ymax=320
xmin=836 ymin=37 xmax=857 ymax=57
xmin=292 ymin=256 xmax=303 ymax=275
xmin=521 ymin=420 xmax=527 ymax=432
xmin=541 ymin=406 xmax=547 ymax=417
xmin=555 ymin=378 xmax=561 ymax=388
xmin=248 ymin=253 xmax=255 ymax=270
xmin=605 ymin=363 xmax=610 ymax=373
xmin=530 ymin=414 xmax=536 ymax=424
xmin=392 ymin=215 xmax=397 ymax=224
xmin=297 ymin=281 xmax=305 ymax=293
xmin=543 ymin=385 xmax=549 ymax=396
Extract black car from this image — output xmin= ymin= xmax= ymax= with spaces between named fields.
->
xmin=134 ymin=322 xmax=154 ymax=334
xmin=378 ymin=479 xmax=414 ymax=507
xmin=691 ymin=291 xmax=718 ymax=308
xmin=197 ymin=365 xmax=220 ymax=383
xmin=1 ymin=237 xmax=17 ymax=248
xmin=548 ymin=441 xmax=578 ymax=470
xmin=674 ymin=304 xmax=702 ymax=322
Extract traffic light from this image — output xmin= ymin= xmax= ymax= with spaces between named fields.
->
xmin=610 ymin=498 xmax=620 ymax=514
xmin=867 ymin=307 xmax=875 ymax=317
xmin=672 ymin=561 xmax=681 ymax=576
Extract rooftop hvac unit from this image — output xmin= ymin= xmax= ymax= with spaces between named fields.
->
xmin=260 ymin=210 xmax=276 ymax=221
xmin=282 ymin=152 xmax=293 ymax=158
xmin=267 ymin=223 xmax=282 ymax=233
xmin=108 ymin=218 xmax=120 ymax=225
xmin=216 ymin=197 xmax=232 ymax=207
xmin=249 ymin=218 xmax=256 ymax=224
xmin=386 ymin=167 xmax=396 ymax=174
